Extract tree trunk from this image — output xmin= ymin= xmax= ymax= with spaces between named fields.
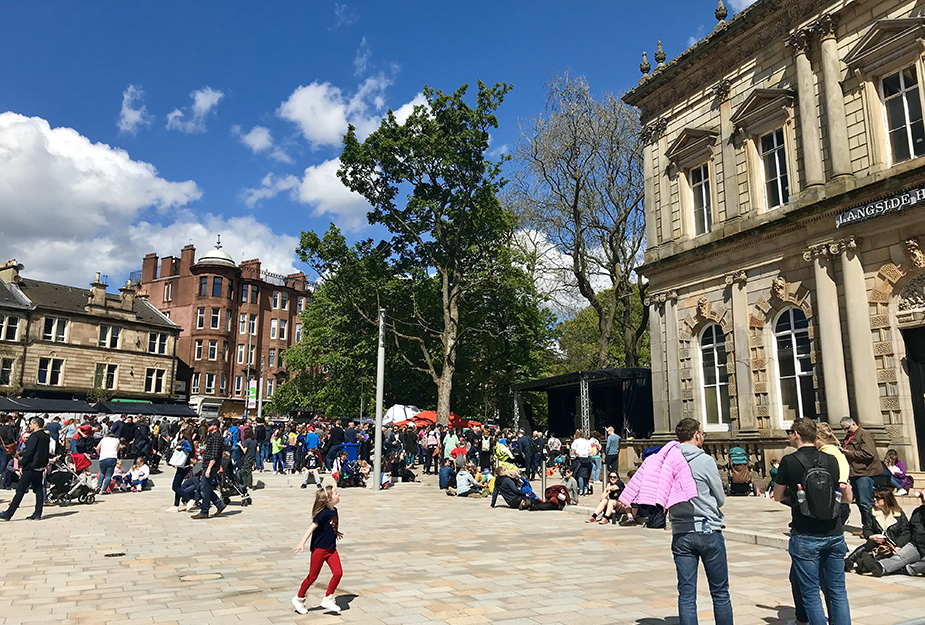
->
xmin=436 ymin=272 xmax=460 ymax=427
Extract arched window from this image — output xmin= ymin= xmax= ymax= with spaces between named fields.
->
xmin=700 ymin=324 xmax=730 ymax=427
xmin=774 ymin=307 xmax=817 ymax=423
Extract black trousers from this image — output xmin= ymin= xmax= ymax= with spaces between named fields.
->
xmin=6 ymin=469 xmax=44 ymax=518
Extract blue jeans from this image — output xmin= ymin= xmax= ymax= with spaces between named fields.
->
xmin=97 ymin=457 xmax=117 ymax=492
xmin=671 ymin=532 xmax=733 ymax=625
xmin=849 ymin=476 xmax=874 ymax=534
xmin=591 ymin=456 xmax=602 ymax=482
xmin=788 ymin=534 xmax=850 ymax=625
xmin=172 ymin=466 xmax=187 ymax=506
xmin=199 ymin=471 xmax=223 ymax=515
xmin=273 ymin=451 xmax=285 ymax=472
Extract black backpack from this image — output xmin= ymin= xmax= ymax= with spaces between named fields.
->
xmin=795 ymin=451 xmax=840 ymax=521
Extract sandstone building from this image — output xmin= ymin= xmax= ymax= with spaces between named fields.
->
xmin=628 ymin=0 xmax=925 ymax=470
xmin=0 ymin=260 xmax=180 ymax=402
xmin=137 ymin=239 xmax=312 ymax=418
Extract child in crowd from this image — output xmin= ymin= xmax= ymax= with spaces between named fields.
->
xmin=292 ymin=485 xmax=343 ymax=615
xmin=110 ymin=459 xmax=126 ymax=491
xmin=300 ymin=449 xmax=323 ymax=489
xmin=563 ymin=466 xmax=579 ymax=504
xmin=129 ymin=456 xmax=150 ymax=491
xmin=765 ymin=459 xmax=779 ymax=498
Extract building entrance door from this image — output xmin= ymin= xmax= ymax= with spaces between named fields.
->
xmin=901 ymin=326 xmax=925 ymax=470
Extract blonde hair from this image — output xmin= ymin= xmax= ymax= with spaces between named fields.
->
xmin=815 ymin=423 xmax=839 ymax=447
xmin=311 ymin=485 xmax=335 ymax=517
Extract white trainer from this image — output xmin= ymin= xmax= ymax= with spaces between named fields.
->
xmin=165 ymin=506 xmax=178 ymax=513
xmin=320 ymin=595 xmax=340 ymax=613
xmin=291 ymin=595 xmax=308 ymax=615
xmin=896 ymin=488 xmax=908 ymax=496
xmin=185 ymin=500 xmax=196 ymax=512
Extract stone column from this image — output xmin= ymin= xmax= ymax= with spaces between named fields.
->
xmin=657 ymin=133 xmax=673 ymax=242
xmin=716 ymin=80 xmax=741 ymax=219
xmin=817 ymin=15 xmax=852 ymax=179
xmin=803 ymin=244 xmax=850 ymax=421
xmin=647 ymin=297 xmax=670 ymax=434
xmin=788 ymin=28 xmax=825 ymax=188
xmin=664 ymin=291 xmax=683 ymax=431
xmin=837 ymin=237 xmax=882 ymax=428
xmin=643 ymin=140 xmax=658 ymax=249
xmin=725 ymin=271 xmax=756 ymax=433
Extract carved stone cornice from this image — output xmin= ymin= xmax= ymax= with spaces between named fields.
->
xmin=645 ymin=290 xmax=679 ymax=306
xmin=802 ymin=236 xmax=861 ymax=262
xmin=724 ymin=270 xmax=748 ymax=286
xmin=642 ymin=118 xmax=669 ymax=146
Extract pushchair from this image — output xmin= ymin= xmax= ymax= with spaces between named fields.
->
xmin=726 ymin=446 xmax=754 ymax=496
xmin=219 ymin=454 xmax=252 ymax=507
xmin=46 ymin=454 xmax=96 ymax=505
xmin=337 ymin=460 xmax=364 ymax=488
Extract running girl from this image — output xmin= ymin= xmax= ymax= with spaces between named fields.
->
xmin=291 ymin=485 xmax=343 ymax=614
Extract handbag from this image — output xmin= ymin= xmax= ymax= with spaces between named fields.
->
xmin=3 ymin=443 xmax=15 ymax=456
xmin=168 ymin=447 xmax=189 ymax=468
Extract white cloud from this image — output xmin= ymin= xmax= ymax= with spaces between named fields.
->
xmin=354 ymin=36 xmax=371 ymax=76
xmin=331 ymin=2 xmax=356 ymax=29
xmin=231 ymin=125 xmax=292 ymax=163
xmin=242 ymin=159 xmax=371 ymax=230
xmin=166 ymin=86 xmax=224 ymax=134
xmin=277 ymin=74 xmax=392 ymax=149
xmin=117 ymin=85 xmax=152 ymax=135
xmin=391 ymin=92 xmax=425 ymax=125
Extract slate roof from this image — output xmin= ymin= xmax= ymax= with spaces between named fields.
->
xmin=0 ymin=281 xmax=30 ymax=311
xmin=15 ymin=278 xmax=178 ymax=330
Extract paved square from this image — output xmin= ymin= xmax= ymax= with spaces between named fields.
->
xmin=0 ymin=472 xmax=923 ymax=624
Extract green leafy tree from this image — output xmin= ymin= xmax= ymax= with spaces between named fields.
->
xmin=299 ymin=81 xmax=517 ymax=426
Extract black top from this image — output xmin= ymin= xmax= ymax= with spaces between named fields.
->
xmin=0 ymin=424 xmax=17 ymax=446
xmin=254 ymin=424 xmax=266 ymax=442
xmin=242 ymin=438 xmax=257 ymax=464
xmin=121 ymin=422 xmax=136 ymax=443
xmin=328 ymin=426 xmax=345 ymax=448
xmin=21 ymin=430 xmax=50 ymax=471
xmin=776 ymin=446 xmax=844 ymax=537
xmin=310 ymin=507 xmax=339 ymax=551
xmin=344 ymin=427 xmax=358 ymax=444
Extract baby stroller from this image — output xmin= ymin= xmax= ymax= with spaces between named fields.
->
xmin=218 ymin=454 xmax=252 ymax=507
xmin=726 ymin=447 xmax=754 ymax=496
xmin=46 ymin=454 xmax=96 ymax=505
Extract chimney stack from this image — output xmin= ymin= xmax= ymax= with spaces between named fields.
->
xmin=0 ymin=260 xmax=23 ymax=284
xmin=119 ymin=280 xmax=136 ymax=311
xmin=88 ymin=272 xmax=108 ymax=307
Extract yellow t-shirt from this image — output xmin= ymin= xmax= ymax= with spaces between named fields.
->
xmin=819 ymin=444 xmax=849 ymax=484
xmin=288 ymin=432 xmax=297 ymax=446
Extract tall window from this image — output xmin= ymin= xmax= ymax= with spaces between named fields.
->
xmin=239 ymin=313 xmax=247 ymax=334
xmin=227 ymin=279 xmax=234 ymax=299
xmin=237 ymin=344 xmax=245 ymax=364
xmin=699 ymin=324 xmax=730 ymax=427
xmin=38 ymin=358 xmax=63 ymax=385
xmin=280 ymin=292 xmax=289 ymax=310
xmin=0 ymin=315 xmax=20 ymax=341
xmin=297 ymin=297 xmax=305 ymax=313
xmin=220 ymin=374 xmax=227 ymax=395
xmin=241 ymin=283 xmax=249 ymax=303
xmin=196 ymin=307 xmax=205 ymax=329
xmin=279 ymin=319 xmax=287 ymax=340
xmin=761 ymin=129 xmax=789 ymax=208
xmin=883 ymin=65 xmax=925 ymax=164
xmin=774 ymin=307 xmax=817 ymax=423
xmin=272 ymin=291 xmax=280 ymax=309
xmin=164 ymin=281 xmax=173 ymax=302
xmin=235 ymin=375 xmax=243 ymax=396
xmin=42 ymin=317 xmax=67 ymax=342
xmin=267 ymin=378 xmax=275 ymax=397
xmin=208 ymin=339 xmax=218 ymax=360
xmin=212 ymin=276 xmax=223 ymax=298
xmin=248 ymin=344 xmax=256 ymax=366
xmin=295 ymin=323 xmax=303 ymax=342
xmin=0 ymin=358 xmax=12 ymax=385
xmin=249 ymin=314 xmax=257 ymax=335
xmin=268 ymin=348 xmax=276 ymax=367
xmin=148 ymin=332 xmax=168 ymax=354
xmin=95 ymin=363 xmax=117 ymax=390
xmin=223 ymin=341 xmax=229 ymax=362
xmin=195 ymin=339 xmax=203 ymax=360
xmin=225 ymin=309 xmax=232 ymax=332
xmin=205 ymin=373 xmax=216 ymax=394
xmin=210 ymin=308 xmax=220 ymax=329
xmin=199 ymin=276 xmax=208 ymax=296
xmin=99 ymin=325 xmax=120 ymax=349
xmin=251 ymin=285 xmax=259 ymax=304
xmin=270 ymin=319 xmax=278 ymax=339
xmin=191 ymin=373 xmax=200 ymax=395
xmin=691 ymin=163 xmax=712 ymax=235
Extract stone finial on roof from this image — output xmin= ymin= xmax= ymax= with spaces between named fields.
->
xmin=654 ymin=41 xmax=667 ymax=69
xmin=715 ymin=0 xmax=728 ymax=23
xmin=640 ymin=52 xmax=651 ymax=76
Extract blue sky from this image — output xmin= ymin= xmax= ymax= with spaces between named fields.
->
xmin=0 ymin=0 xmax=755 ymax=288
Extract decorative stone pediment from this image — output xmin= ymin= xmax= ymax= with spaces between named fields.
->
xmin=730 ymin=88 xmax=795 ymax=134
xmin=898 ymin=274 xmax=925 ymax=313
xmin=665 ymin=128 xmax=719 ymax=167
xmin=844 ymin=18 xmax=925 ymax=76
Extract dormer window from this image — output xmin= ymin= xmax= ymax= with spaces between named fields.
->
xmin=666 ymin=128 xmax=718 ymax=238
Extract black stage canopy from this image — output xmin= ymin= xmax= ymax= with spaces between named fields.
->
xmin=512 ymin=368 xmax=653 ymax=439
xmin=94 ymin=402 xmax=198 ymax=417
xmin=0 ymin=397 xmax=98 ymax=414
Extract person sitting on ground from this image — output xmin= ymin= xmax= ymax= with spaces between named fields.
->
xmin=491 ymin=468 xmax=532 ymax=510
xmin=884 ymin=449 xmax=913 ymax=496
xmin=177 ymin=469 xmax=201 ymax=512
xmin=859 ymin=490 xmax=925 ymax=577
xmin=586 ymin=472 xmax=626 ymax=524
xmin=301 ymin=449 xmax=324 ymax=489
xmin=438 ymin=458 xmax=456 ymax=490
xmin=391 ymin=450 xmax=418 ymax=483
xmin=128 ymin=456 xmax=150 ymax=491
xmin=562 ymin=466 xmax=579 ymax=505
xmin=3 ymin=451 xmax=20 ymax=490
xmin=110 ymin=459 xmax=126 ymax=491
xmin=846 ymin=488 xmax=910 ymax=572
xmin=447 ymin=463 xmax=483 ymax=497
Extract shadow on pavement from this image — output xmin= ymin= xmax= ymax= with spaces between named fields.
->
xmin=41 ymin=510 xmax=79 ymax=519
xmin=636 ymin=618 xmax=679 ymax=625
xmin=756 ymin=603 xmax=797 ymax=624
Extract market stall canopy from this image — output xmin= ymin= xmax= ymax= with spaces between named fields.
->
xmin=393 ymin=410 xmax=482 ymax=430
xmin=0 ymin=397 xmax=97 ymax=414
xmin=94 ymin=402 xmax=197 ymax=417
xmin=382 ymin=404 xmax=421 ymax=425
